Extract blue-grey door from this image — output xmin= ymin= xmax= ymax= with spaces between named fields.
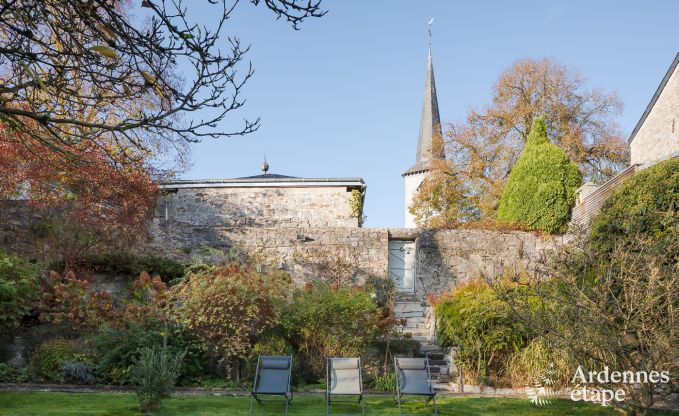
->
xmin=389 ymin=240 xmax=416 ymax=293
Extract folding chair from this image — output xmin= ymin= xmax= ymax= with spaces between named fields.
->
xmin=325 ymin=357 xmax=365 ymax=416
xmin=394 ymin=357 xmax=437 ymax=415
xmin=249 ymin=355 xmax=293 ymax=415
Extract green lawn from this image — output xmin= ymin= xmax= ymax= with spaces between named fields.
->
xmin=0 ymin=391 xmax=640 ymax=415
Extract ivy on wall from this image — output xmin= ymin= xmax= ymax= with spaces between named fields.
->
xmin=349 ymin=189 xmax=364 ymax=226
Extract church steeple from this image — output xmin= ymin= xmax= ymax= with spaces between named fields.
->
xmin=403 ymin=44 xmax=444 ymax=176
xmin=402 ymin=20 xmax=445 ymax=228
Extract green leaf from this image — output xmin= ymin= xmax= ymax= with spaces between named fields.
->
xmin=182 ymin=33 xmax=194 ymax=39
xmin=89 ymin=45 xmax=120 ymax=60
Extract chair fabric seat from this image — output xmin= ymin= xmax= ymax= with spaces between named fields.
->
xmin=399 ymin=369 xmax=433 ymax=395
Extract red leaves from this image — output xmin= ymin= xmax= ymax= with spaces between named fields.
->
xmin=0 ymin=125 xmax=157 ymax=259
xmin=40 ymin=270 xmax=168 ymax=329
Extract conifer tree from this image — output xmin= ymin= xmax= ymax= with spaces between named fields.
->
xmin=497 ymin=116 xmax=581 ymax=234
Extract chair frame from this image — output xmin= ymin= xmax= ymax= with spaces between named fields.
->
xmin=393 ymin=355 xmax=437 ymax=416
xmin=249 ymin=355 xmax=293 ymax=416
xmin=325 ymin=357 xmax=365 ymax=416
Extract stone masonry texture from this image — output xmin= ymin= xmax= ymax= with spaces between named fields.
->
xmin=1 ymin=199 xmax=563 ymax=298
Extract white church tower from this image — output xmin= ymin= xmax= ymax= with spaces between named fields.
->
xmin=402 ymin=44 xmax=445 ymax=228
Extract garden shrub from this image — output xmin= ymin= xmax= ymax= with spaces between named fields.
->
xmin=435 ymin=279 xmax=528 ymax=385
xmin=171 ymin=263 xmax=291 ymax=376
xmin=497 ymin=116 xmax=581 ymax=234
xmin=505 ymin=337 xmax=573 ymax=388
xmin=281 ymin=286 xmax=382 ymax=383
xmin=589 ymin=157 xmax=678 ymax=264
xmin=0 ymin=251 xmax=40 ymax=330
xmin=91 ymin=320 xmax=203 ymax=386
xmin=0 ymin=363 xmax=29 ymax=383
xmin=130 ymin=342 xmax=186 ymax=413
xmin=41 ymin=271 xmax=168 ymax=330
xmin=29 ymin=337 xmax=81 ymax=383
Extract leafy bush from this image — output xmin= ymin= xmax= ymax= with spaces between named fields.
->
xmin=171 ymin=263 xmax=291 ymax=367
xmin=0 ymin=251 xmax=40 ymax=330
xmin=589 ymin=157 xmax=678 ymax=264
xmin=131 ymin=342 xmax=186 ymax=413
xmin=41 ymin=271 xmax=168 ymax=329
xmin=497 ymin=116 xmax=581 ymax=234
xmin=0 ymin=363 xmax=29 ymax=383
xmin=29 ymin=338 xmax=81 ymax=383
xmin=281 ymin=286 xmax=383 ymax=382
xmin=435 ymin=279 xmax=528 ymax=385
xmin=91 ymin=321 xmax=203 ymax=386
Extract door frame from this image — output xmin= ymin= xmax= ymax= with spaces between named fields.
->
xmin=388 ymin=239 xmax=417 ymax=294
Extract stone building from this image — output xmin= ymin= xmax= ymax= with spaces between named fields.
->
xmin=572 ymin=51 xmax=679 ymax=226
xmin=155 ymin=169 xmax=366 ymax=229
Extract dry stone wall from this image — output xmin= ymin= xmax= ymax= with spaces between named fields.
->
xmin=1 ymin=200 xmax=564 ymax=297
xmin=412 ymin=229 xmax=564 ymax=298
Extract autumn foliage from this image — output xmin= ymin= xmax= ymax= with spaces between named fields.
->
xmin=0 ymin=126 xmax=157 ymax=263
xmin=40 ymin=270 xmax=167 ymax=329
xmin=171 ymin=264 xmax=291 ymax=361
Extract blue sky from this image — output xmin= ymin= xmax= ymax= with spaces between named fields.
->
xmin=180 ymin=0 xmax=679 ymax=228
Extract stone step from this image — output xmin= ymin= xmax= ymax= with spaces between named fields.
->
xmin=394 ymin=306 xmax=427 ymax=315
xmin=395 ymin=311 xmax=425 ymax=318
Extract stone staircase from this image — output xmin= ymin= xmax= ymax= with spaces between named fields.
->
xmin=393 ymin=297 xmax=453 ymax=389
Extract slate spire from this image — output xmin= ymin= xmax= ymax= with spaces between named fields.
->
xmin=403 ymin=46 xmax=444 ymax=175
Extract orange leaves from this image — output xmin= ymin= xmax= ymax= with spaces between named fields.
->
xmin=0 ymin=125 xmax=157 ymax=260
xmin=40 ymin=270 xmax=169 ymax=329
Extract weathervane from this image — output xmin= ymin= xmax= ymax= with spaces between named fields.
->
xmin=427 ymin=18 xmax=434 ymax=49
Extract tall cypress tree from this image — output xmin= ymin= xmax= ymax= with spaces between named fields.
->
xmin=497 ymin=116 xmax=581 ymax=234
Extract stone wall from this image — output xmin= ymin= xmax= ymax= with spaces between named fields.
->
xmin=0 ymin=201 xmax=51 ymax=261
xmin=156 ymin=186 xmax=360 ymax=229
xmin=146 ymin=220 xmax=389 ymax=284
xmin=1 ymin=200 xmax=564 ymax=297
xmin=409 ymin=229 xmax=563 ymax=298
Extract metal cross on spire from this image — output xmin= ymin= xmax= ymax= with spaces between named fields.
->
xmin=427 ymin=18 xmax=434 ymax=49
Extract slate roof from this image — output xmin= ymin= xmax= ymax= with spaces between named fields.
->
xmin=403 ymin=49 xmax=445 ymax=176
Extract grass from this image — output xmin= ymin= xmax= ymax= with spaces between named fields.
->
xmin=0 ymin=391 xmax=641 ymax=415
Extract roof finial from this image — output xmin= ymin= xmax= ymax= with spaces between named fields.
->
xmin=260 ymin=156 xmax=269 ymax=175
xmin=427 ymin=18 xmax=434 ymax=51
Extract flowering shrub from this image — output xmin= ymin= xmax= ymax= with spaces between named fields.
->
xmin=41 ymin=271 xmax=168 ymax=329
xmin=40 ymin=271 xmax=116 ymax=329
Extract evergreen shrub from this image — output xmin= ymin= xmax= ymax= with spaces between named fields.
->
xmin=497 ymin=116 xmax=581 ymax=234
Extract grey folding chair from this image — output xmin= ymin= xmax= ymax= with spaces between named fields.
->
xmin=325 ymin=357 xmax=365 ymax=416
xmin=250 ymin=355 xmax=293 ymax=416
xmin=394 ymin=357 xmax=437 ymax=415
